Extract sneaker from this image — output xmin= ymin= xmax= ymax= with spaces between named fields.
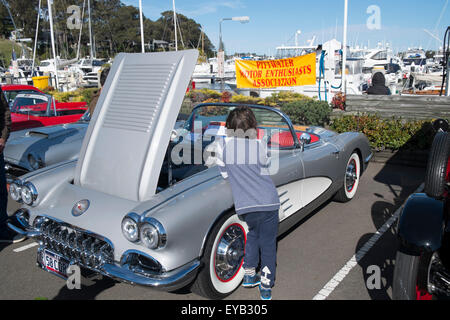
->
xmin=242 ymin=274 xmax=261 ymax=288
xmin=0 ymin=229 xmax=26 ymax=244
xmin=259 ymin=285 xmax=272 ymax=300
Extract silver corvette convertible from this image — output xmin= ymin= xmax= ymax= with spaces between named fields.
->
xmin=4 ymin=112 xmax=90 ymax=182
xmin=8 ymin=50 xmax=372 ymax=299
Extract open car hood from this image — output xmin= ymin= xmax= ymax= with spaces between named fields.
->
xmin=74 ymin=50 xmax=199 ymax=202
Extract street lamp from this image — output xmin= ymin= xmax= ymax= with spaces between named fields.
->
xmin=218 ymin=16 xmax=249 ymax=90
xmin=219 ymin=16 xmax=250 ymax=51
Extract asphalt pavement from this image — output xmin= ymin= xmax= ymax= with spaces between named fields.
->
xmin=0 ymin=161 xmax=425 ymax=300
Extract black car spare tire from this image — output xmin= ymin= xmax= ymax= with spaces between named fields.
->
xmin=392 ymin=251 xmax=432 ymax=300
xmin=424 ymin=132 xmax=450 ymax=199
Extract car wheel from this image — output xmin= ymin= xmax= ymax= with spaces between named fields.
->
xmin=334 ymin=152 xmax=361 ymax=203
xmin=191 ymin=211 xmax=248 ymax=299
xmin=424 ymin=132 xmax=450 ymax=199
xmin=392 ymin=250 xmax=433 ymax=300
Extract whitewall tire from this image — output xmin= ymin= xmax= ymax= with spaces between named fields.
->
xmin=191 ymin=211 xmax=248 ymax=299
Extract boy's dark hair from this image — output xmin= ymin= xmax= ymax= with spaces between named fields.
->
xmin=100 ymin=67 xmax=110 ymax=87
xmin=226 ymin=106 xmax=258 ymax=139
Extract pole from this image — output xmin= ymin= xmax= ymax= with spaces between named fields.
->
xmin=342 ymin=0 xmax=348 ymax=94
xmin=76 ymin=0 xmax=86 ymax=60
xmin=173 ymin=0 xmax=178 ymax=51
xmin=88 ymin=0 xmax=94 ymax=61
xmin=139 ymin=0 xmax=145 ymax=53
xmin=31 ymin=0 xmax=41 ymax=77
xmin=218 ymin=20 xmax=225 ymax=91
xmin=47 ymin=0 xmax=59 ymax=90
xmin=446 ymin=55 xmax=450 ymax=96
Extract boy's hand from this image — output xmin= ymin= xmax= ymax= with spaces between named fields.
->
xmin=204 ymin=142 xmax=219 ymax=168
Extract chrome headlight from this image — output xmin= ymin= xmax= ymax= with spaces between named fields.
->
xmin=20 ymin=182 xmax=38 ymax=206
xmin=9 ymin=182 xmax=22 ymax=202
xmin=28 ymin=154 xmax=40 ymax=170
xmin=121 ymin=213 xmax=140 ymax=243
xmin=140 ymin=218 xmax=167 ymax=250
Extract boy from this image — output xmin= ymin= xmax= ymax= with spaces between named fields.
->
xmin=206 ymin=106 xmax=280 ymax=300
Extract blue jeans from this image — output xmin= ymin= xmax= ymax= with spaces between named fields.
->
xmin=241 ymin=210 xmax=278 ymax=288
xmin=0 ymin=154 xmax=8 ymax=233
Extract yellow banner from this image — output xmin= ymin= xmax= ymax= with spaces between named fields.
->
xmin=235 ymin=53 xmax=316 ymax=89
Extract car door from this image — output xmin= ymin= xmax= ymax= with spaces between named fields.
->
xmin=300 ymin=137 xmax=341 ymax=207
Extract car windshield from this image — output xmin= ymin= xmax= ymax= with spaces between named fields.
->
xmin=12 ymin=94 xmax=49 ymax=116
xmin=157 ymin=104 xmax=298 ymax=193
xmin=184 ymin=104 xmax=296 ymax=149
xmin=4 ymin=90 xmax=37 ymax=104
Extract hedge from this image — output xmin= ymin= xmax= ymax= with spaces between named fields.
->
xmin=281 ymin=100 xmax=332 ymax=126
xmin=331 ymin=114 xmax=435 ymax=151
xmin=43 ymin=87 xmax=99 ymax=106
xmin=181 ymin=90 xmax=327 ymax=124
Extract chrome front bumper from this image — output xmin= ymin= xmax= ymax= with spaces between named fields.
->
xmin=8 ymin=211 xmax=201 ymax=292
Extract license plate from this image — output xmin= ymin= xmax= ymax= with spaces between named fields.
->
xmin=42 ymin=250 xmax=70 ymax=279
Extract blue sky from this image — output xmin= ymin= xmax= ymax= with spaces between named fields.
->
xmin=122 ymin=0 xmax=449 ymax=54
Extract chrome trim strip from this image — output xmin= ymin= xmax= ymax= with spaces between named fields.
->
xmin=7 ymin=222 xmax=40 ymax=238
xmin=365 ymin=152 xmax=374 ymax=164
xmin=101 ymin=259 xmax=200 ymax=291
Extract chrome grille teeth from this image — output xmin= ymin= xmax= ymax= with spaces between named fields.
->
xmin=38 ymin=218 xmax=113 ymax=270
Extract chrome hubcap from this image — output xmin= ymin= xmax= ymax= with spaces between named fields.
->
xmin=346 ymin=160 xmax=358 ymax=192
xmin=215 ymin=224 xmax=246 ymax=282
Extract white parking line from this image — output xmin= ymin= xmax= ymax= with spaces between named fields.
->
xmin=13 ymin=242 xmax=39 ymax=253
xmin=312 ymin=183 xmax=425 ymax=300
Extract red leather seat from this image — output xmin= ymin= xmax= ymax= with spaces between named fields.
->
xmin=269 ymin=131 xmax=320 ymax=147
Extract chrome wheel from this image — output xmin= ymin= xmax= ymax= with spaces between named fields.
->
xmin=345 ymin=159 xmax=358 ymax=193
xmin=214 ymin=223 xmax=246 ymax=282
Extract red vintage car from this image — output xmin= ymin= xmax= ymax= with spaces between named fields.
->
xmin=10 ymin=92 xmax=88 ymax=132
xmin=2 ymin=84 xmax=45 ymax=107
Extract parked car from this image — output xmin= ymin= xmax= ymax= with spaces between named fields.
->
xmin=4 ymin=111 xmax=91 ymax=183
xmin=1 ymin=84 xmax=45 ymax=108
xmin=7 ymin=50 xmax=372 ymax=299
xmin=393 ymin=119 xmax=450 ymax=300
xmin=4 ymin=110 xmax=185 ymax=183
xmin=11 ymin=92 xmax=87 ymax=132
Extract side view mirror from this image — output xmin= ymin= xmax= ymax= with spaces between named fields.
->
xmin=170 ymin=129 xmax=179 ymax=142
xmin=432 ymin=119 xmax=449 ymax=133
xmin=300 ymin=133 xmax=311 ymax=151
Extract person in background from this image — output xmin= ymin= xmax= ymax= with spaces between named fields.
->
xmin=367 ymin=72 xmax=391 ymax=95
xmin=88 ymin=67 xmax=110 ymax=116
xmin=0 ymin=87 xmax=25 ymax=243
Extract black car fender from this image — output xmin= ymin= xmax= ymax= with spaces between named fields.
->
xmin=397 ymin=193 xmax=445 ymax=255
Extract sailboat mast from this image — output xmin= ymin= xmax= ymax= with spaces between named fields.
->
xmin=88 ymin=0 xmax=94 ymax=61
xmin=173 ymin=0 xmax=178 ymax=51
xmin=76 ymin=0 xmax=86 ymax=60
xmin=139 ymin=0 xmax=145 ymax=53
xmin=31 ymin=0 xmax=41 ymax=76
xmin=342 ymin=0 xmax=348 ymax=94
xmin=47 ymin=0 xmax=59 ymax=89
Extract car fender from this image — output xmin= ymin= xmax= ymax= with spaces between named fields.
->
xmin=397 ymin=193 xmax=445 ymax=254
